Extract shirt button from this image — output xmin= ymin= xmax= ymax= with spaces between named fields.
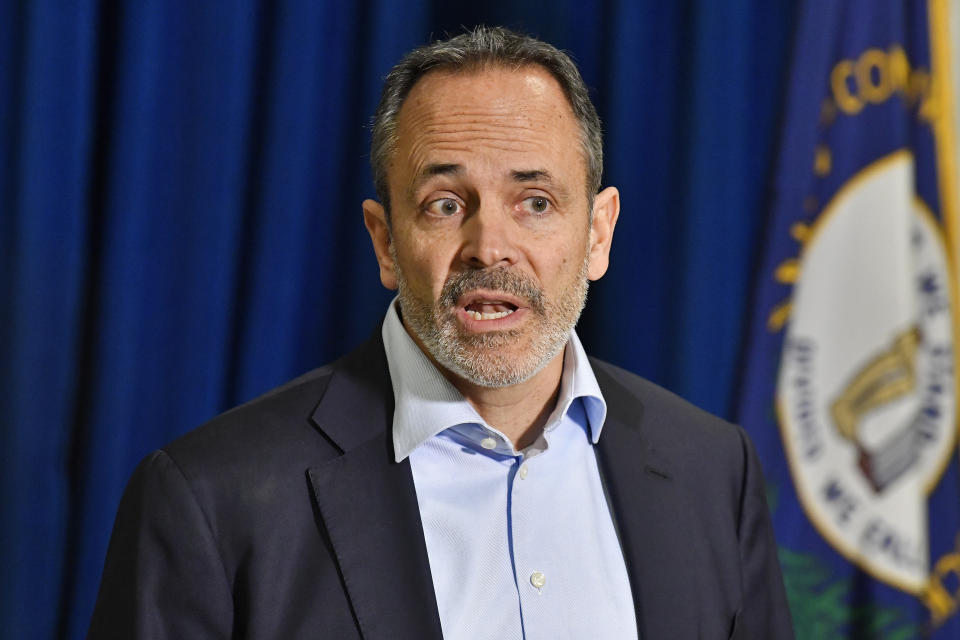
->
xmin=480 ymin=437 xmax=497 ymax=450
xmin=530 ymin=571 xmax=546 ymax=590
xmin=519 ymin=465 xmax=529 ymax=479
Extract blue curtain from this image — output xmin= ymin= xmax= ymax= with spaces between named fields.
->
xmin=0 ymin=1 xmax=796 ymax=637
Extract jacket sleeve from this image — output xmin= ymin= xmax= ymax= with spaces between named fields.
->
xmin=734 ymin=427 xmax=795 ymax=639
xmin=87 ymin=450 xmax=234 ymax=639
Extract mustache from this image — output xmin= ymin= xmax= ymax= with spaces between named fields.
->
xmin=439 ymin=268 xmax=545 ymax=314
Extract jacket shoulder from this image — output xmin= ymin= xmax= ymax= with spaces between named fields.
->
xmin=589 ymin=357 xmax=755 ymax=486
xmin=590 ymin=357 xmax=740 ymax=437
xmin=163 ymin=363 xmax=339 ymax=474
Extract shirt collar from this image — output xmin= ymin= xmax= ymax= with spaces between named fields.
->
xmin=382 ymin=298 xmax=607 ymax=462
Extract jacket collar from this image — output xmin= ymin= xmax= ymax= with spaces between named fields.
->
xmin=591 ymin=360 xmax=704 ymax=638
xmin=307 ymin=332 xmax=443 ymax=640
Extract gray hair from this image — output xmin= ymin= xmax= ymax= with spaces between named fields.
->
xmin=370 ymin=26 xmax=603 ymax=217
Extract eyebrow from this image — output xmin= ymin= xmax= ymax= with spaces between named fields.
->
xmin=411 ymin=163 xmax=463 ymax=193
xmin=511 ymin=169 xmax=553 ymax=183
xmin=512 ymin=169 xmax=571 ymax=200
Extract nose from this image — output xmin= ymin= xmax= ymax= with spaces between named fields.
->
xmin=459 ymin=206 xmax=518 ymax=268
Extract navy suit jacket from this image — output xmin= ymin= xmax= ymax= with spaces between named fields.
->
xmin=88 ymin=334 xmax=793 ymax=639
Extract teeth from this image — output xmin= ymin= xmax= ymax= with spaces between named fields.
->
xmin=467 ymin=309 xmax=515 ymax=321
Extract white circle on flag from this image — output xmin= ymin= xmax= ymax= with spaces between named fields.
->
xmin=777 ymin=151 xmax=956 ymax=594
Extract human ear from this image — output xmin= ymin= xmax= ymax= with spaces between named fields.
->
xmin=586 ymin=186 xmax=620 ymax=281
xmin=362 ymin=199 xmax=398 ymax=290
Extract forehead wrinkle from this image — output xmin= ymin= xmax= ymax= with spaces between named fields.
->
xmin=428 ymin=131 xmax=549 ymax=145
xmin=399 ymin=118 xmax=559 ymax=173
xmin=405 ymin=138 xmax=556 ymax=180
xmin=421 ymin=123 xmax=543 ymax=136
xmin=400 ymin=130 xmax=579 ymax=202
xmin=392 ymin=67 xmax=587 ymax=204
xmin=418 ymin=111 xmax=560 ymax=135
xmin=402 ymin=94 xmax=563 ymax=130
xmin=414 ymin=115 xmax=553 ymax=138
xmin=405 ymin=124 xmax=556 ymax=164
xmin=400 ymin=105 xmax=545 ymax=137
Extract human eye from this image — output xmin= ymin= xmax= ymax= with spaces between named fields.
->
xmin=424 ymin=197 xmax=463 ymax=217
xmin=520 ymin=195 xmax=552 ymax=216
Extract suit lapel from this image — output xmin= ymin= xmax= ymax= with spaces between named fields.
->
xmin=593 ymin=364 xmax=702 ymax=638
xmin=307 ymin=335 xmax=443 ymax=640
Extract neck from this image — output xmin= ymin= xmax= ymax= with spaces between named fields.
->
xmin=402 ymin=320 xmax=567 ymax=450
xmin=441 ymin=353 xmax=565 ymax=450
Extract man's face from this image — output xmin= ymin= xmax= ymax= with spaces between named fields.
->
xmin=364 ymin=65 xmax=619 ymax=388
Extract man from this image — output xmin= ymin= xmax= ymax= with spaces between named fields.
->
xmin=89 ymin=27 xmax=792 ymax=639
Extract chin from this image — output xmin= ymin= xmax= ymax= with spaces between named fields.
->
xmin=438 ymin=341 xmax=561 ymax=389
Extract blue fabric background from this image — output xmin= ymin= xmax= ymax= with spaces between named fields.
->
xmin=0 ymin=1 xmax=795 ymax=637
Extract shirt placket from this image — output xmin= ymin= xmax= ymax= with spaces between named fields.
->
xmin=509 ymin=453 xmax=557 ymax=639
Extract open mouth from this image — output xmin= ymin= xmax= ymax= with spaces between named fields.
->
xmin=461 ymin=293 xmax=521 ymax=321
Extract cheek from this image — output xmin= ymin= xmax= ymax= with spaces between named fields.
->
xmin=398 ymin=235 xmax=457 ymax=295
xmin=529 ymin=242 xmax=580 ymax=287
xmin=536 ymin=229 xmax=589 ymax=272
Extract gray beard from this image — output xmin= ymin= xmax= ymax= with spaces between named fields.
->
xmin=393 ymin=250 xmax=589 ymax=388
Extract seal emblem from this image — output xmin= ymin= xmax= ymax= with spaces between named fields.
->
xmin=777 ymin=150 xmax=956 ymax=593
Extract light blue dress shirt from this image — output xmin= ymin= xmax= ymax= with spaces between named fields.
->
xmin=382 ymin=301 xmax=638 ymax=640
